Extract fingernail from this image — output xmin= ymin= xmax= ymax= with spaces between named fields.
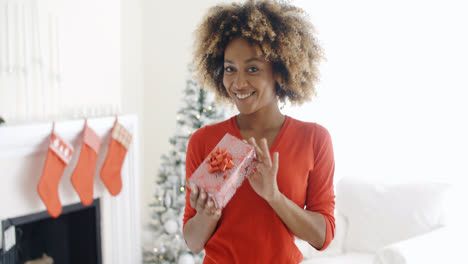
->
xmin=201 ymin=192 xmax=206 ymax=199
xmin=192 ymin=185 xmax=198 ymax=194
xmin=216 ymin=210 xmax=221 ymax=216
xmin=207 ymin=201 xmax=213 ymax=207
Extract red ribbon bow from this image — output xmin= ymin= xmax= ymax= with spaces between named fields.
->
xmin=207 ymin=147 xmax=234 ymax=174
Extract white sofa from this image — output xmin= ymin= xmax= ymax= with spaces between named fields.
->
xmin=296 ymin=177 xmax=467 ymax=264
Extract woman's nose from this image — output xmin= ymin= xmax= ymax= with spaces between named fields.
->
xmin=234 ymin=72 xmax=247 ymax=89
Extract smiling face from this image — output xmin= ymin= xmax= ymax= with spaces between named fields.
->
xmin=223 ymin=38 xmax=280 ymax=115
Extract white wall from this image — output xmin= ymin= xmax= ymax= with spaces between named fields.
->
xmin=284 ymin=0 xmax=468 ymax=184
xmin=140 ymin=0 xmax=238 ymax=229
xmin=0 ymin=0 xmax=121 ymax=122
xmin=120 ymin=0 xmax=145 ymax=234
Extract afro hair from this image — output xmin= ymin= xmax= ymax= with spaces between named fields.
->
xmin=192 ymin=0 xmax=325 ymax=105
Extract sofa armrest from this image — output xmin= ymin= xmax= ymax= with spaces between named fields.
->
xmin=373 ymin=227 xmax=466 ymax=264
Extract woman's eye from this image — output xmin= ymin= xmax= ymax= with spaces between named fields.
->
xmin=247 ymin=67 xmax=259 ymax=72
xmin=224 ymin=66 xmax=234 ymax=72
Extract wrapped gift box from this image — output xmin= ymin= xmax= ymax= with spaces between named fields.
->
xmin=188 ymin=133 xmax=257 ymax=209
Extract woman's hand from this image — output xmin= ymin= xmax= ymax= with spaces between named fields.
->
xmin=245 ymin=138 xmax=327 ymax=248
xmin=246 ymin=137 xmax=280 ymax=203
xmin=190 ymin=184 xmax=221 ymax=221
xmin=184 ymin=184 xmax=222 ymax=253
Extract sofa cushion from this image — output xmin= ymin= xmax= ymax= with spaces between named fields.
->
xmin=300 ymin=253 xmax=373 ymax=264
xmin=337 ymin=178 xmax=451 ymax=253
xmin=373 ymin=227 xmax=466 ymax=264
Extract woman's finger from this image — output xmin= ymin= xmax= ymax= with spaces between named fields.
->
xmin=209 ymin=207 xmax=216 ymax=215
xmin=208 ymin=199 xmax=217 ymax=215
xmin=189 ymin=184 xmax=199 ymax=207
xmin=248 ymin=137 xmax=259 ymax=152
xmin=249 ymin=137 xmax=265 ymax=162
xmin=207 ymin=200 xmax=213 ymax=211
xmin=273 ymin=152 xmax=279 ymax=172
xmin=197 ymin=190 xmax=207 ymax=210
xmin=260 ymin=138 xmax=272 ymax=167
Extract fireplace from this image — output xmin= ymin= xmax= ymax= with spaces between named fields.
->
xmin=0 ymin=115 xmax=141 ymax=264
xmin=1 ymin=200 xmax=102 ymax=264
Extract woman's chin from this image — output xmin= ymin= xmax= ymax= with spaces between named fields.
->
xmin=236 ymin=107 xmax=257 ymax=116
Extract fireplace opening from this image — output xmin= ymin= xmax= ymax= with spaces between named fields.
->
xmin=1 ymin=199 xmax=102 ymax=264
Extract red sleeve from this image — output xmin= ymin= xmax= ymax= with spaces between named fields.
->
xmin=182 ymin=127 xmax=206 ymax=230
xmin=305 ymin=124 xmax=336 ymax=251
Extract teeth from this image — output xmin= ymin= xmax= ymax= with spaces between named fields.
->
xmin=236 ymin=92 xmax=254 ymax=99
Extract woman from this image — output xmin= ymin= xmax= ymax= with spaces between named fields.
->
xmin=183 ymin=1 xmax=335 ymax=263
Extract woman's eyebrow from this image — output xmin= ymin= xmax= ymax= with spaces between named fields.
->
xmin=224 ymin=57 xmax=263 ymax=64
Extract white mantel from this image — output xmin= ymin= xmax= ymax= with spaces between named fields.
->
xmin=0 ymin=115 xmax=141 ymax=264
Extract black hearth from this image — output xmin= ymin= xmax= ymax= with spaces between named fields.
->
xmin=1 ymin=199 xmax=102 ymax=264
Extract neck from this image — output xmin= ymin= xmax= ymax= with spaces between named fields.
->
xmin=236 ymin=102 xmax=285 ymax=132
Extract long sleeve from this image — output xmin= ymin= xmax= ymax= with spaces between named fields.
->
xmin=182 ymin=127 xmax=206 ymax=229
xmin=305 ymin=124 xmax=336 ymax=250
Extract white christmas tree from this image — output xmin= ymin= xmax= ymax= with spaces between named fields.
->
xmin=143 ymin=67 xmax=226 ymax=264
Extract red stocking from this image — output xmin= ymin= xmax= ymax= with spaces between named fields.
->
xmin=100 ymin=119 xmax=132 ymax=196
xmin=71 ymin=121 xmax=101 ymax=206
xmin=37 ymin=128 xmax=74 ymax=218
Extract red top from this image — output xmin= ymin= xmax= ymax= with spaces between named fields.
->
xmin=183 ymin=115 xmax=336 ymax=264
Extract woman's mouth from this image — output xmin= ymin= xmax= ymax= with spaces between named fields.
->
xmin=235 ymin=91 xmax=255 ymax=100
